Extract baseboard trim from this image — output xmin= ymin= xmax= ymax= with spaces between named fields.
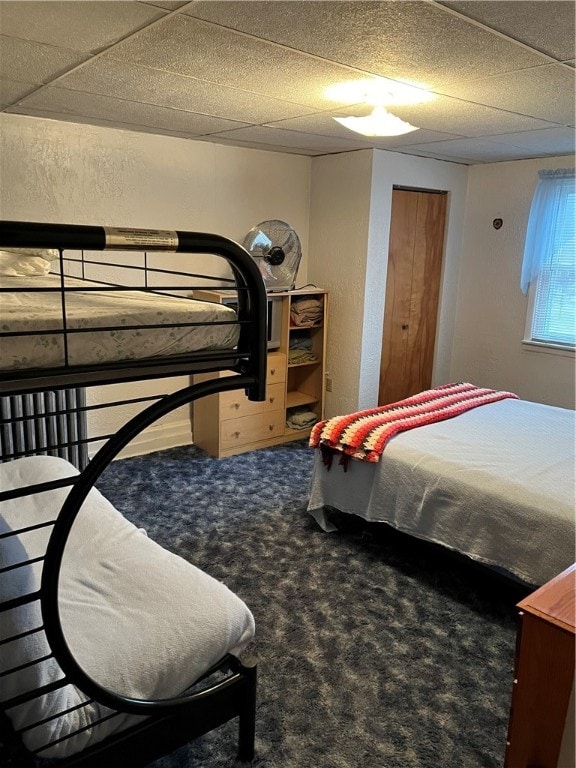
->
xmin=88 ymin=419 xmax=193 ymax=460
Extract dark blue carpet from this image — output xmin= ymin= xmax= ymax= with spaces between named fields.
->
xmin=97 ymin=440 xmax=528 ymax=768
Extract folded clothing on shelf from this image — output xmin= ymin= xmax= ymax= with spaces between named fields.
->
xmin=288 ymin=348 xmax=318 ymax=365
xmin=289 ymin=329 xmax=313 ymax=350
xmin=286 ymin=407 xmax=319 ymax=430
xmin=290 ymin=296 xmax=323 ymax=327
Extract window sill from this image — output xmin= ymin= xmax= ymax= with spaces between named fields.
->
xmin=522 ymin=340 xmax=575 ymax=358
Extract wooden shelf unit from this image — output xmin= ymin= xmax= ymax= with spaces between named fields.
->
xmin=193 ymin=288 xmax=327 ymax=457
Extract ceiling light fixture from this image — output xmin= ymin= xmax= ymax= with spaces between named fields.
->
xmin=334 ymin=105 xmax=419 ymax=137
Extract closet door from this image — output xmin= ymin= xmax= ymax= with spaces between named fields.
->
xmin=379 ymin=188 xmax=447 ymax=405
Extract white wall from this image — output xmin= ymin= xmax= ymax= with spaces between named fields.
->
xmin=0 ymin=114 xmax=312 ymax=454
xmin=0 ymin=114 xmax=311 ymax=261
xmin=450 ymin=155 xmax=575 ymax=410
xmin=307 ymin=149 xmax=374 ymax=416
xmin=2 ymin=113 xmax=573 ymax=457
xmin=309 ymin=148 xmax=469 ymax=417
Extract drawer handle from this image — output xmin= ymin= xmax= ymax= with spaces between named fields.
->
xmin=269 ymin=397 xmax=275 ymax=404
xmin=270 ymin=368 xmax=276 ymax=375
xmin=268 ymin=424 xmax=274 ymax=431
xmin=233 ymin=431 xmax=240 ymax=438
xmin=234 ymin=403 xmax=240 ymax=409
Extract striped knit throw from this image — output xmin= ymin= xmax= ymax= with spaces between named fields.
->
xmin=309 ymin=382 xmax=518 ymax=469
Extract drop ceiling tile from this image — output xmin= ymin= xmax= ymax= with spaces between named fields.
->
xmin=367 ymin=132 xmax=466 ymax=150
xmin=0 ymin=0 xmax=573 ymax=163
xmin=441 ymin=1 xmax=575 ymax=61
xmin=321 ymin=98 xmax=557 ymax=143
xmin=437 ymin=65 xmax=576 ymax=125
xmin=184 ymin=1 xmax=548 ymax=86
xmin=55 ymin=58 xmax=313 ymax=123
xmin=107 ymin=14 xmax=382 ymax=109
xmin=392 ymin=146 xmax=475 ymax=165
xmin=486 ymin=127 xmax=576 ymax=155
xmin=0 ymin=1 xmax=167 ymax=53
xmin=0 ymin=77 xmax=37 ymax=107
xmin=400 ymin=137 xmax=549 ymax=163
xmin=328 ymin=98 xmax=555 ymax=139
xmin=390 ymin=94 xmax=556 ymax=136
xmin=0 ymin=35 xmax=89 ymax=83
xmin=17 ymin=86 xmax=252 ymax=135
xmin=139 ymin=1 xmax=188 ymax=9
xmin=208 ymin=124 xmax=368 ymax=152
xmin=9 ymin=107 xmax=205 ymax=141
xmin=196 ymin=134 xmax=320 ymax=156
xmin=265 ymin=111 xmax=464 ymax=147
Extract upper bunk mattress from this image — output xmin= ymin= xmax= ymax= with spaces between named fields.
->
xmin=0 ymin=274 xmax=240 ymax=370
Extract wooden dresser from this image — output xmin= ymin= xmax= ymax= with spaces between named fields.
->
xmin=193 ymin=289 xmax=327 ymax=457
xmin=505 ymin=564 xmax=575 ymax=768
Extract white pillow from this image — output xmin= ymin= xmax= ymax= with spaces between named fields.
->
xmin=0 ymin=455 xmax=255 ymax=758
xmin=0 ymin=248 xmax=59 ymax=276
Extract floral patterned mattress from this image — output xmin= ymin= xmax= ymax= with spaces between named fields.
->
xmin=0 ymin=274 xmax=240 ymax=370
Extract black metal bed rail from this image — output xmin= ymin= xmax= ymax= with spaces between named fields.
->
xmin=0 ymin=350 xmax=252 ymax=397
xmin=62 ymin=249 xmax=241 ymax=286
xmin=0 ymin=221 xmax=263 ymax=765
xmin=0 ymin=378 xmax=260 ymax=764
xmin=0 ymin=220 xmax=267 ymax=402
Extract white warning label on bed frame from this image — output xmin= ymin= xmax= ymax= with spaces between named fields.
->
xmin=104 ymin=227 xmax=179 ymax=250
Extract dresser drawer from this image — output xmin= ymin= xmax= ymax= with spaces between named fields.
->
xmin=220 ymin=410 xmax=285 ymax=449
xmin=218 ymin=353 xmax=285 ymax=386
xmin=267 ymin=353 xmax=286 ymax=384
xmin=220 ymin=382 xmax=285 ymax=419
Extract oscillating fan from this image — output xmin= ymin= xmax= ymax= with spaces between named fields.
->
xmin=242 ymin=219 xmax=302 ymax=292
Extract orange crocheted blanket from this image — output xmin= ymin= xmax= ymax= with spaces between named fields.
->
xmin=309 ymin=382 xmax=518 ymax=468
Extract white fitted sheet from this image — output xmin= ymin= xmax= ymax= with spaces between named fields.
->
xmin=308 ymin=398 xmax=575 ymax=586
xmin=0 ymin=274 xmax=240 ymax=370
xmin=0 ymin=456 xmax=254 ymax=758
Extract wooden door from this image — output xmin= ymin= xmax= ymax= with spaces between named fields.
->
xmin=379 ymin=188 xmax=447 ymax=405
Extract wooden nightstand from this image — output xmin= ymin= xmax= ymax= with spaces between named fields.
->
xmin=504 ymin=564 xmax=575 ymax=768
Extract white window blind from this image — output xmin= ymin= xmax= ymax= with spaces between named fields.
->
xmin=522 ymin=169 xmax=576 ymax=349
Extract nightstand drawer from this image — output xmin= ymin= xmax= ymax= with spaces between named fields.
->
xmin=220 ymin=382 xmax=285 ymax=419
xmin=220 ymin=410 xmax=285 ymax=449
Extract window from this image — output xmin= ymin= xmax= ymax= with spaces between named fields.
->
xmin=521 ymin=168 xmax=575 ymax=350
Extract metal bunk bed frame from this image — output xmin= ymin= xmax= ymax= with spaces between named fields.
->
xmin=0 ymin=221 xmax=267 ymax=767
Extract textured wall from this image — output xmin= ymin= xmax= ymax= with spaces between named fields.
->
xmin=308 ymin=149 xmax=374 ymax=417
xmin=0 ymin=114 xmax=311 ymax=249
xmin=0 ymin=114 xmax=312 ymax=453
xmin=309 ymin=148 xmax=468 ymax=417
xmin=451 ymin=155 xmax=575 ymax=409
xmin=3 ymin=113 xmax=572 ymax=450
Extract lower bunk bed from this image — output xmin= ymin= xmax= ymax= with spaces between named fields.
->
xmin=308 ymin=383 xmax=576 ymax=588
xmin=0 ymin=220 xmax=268 ymax=766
